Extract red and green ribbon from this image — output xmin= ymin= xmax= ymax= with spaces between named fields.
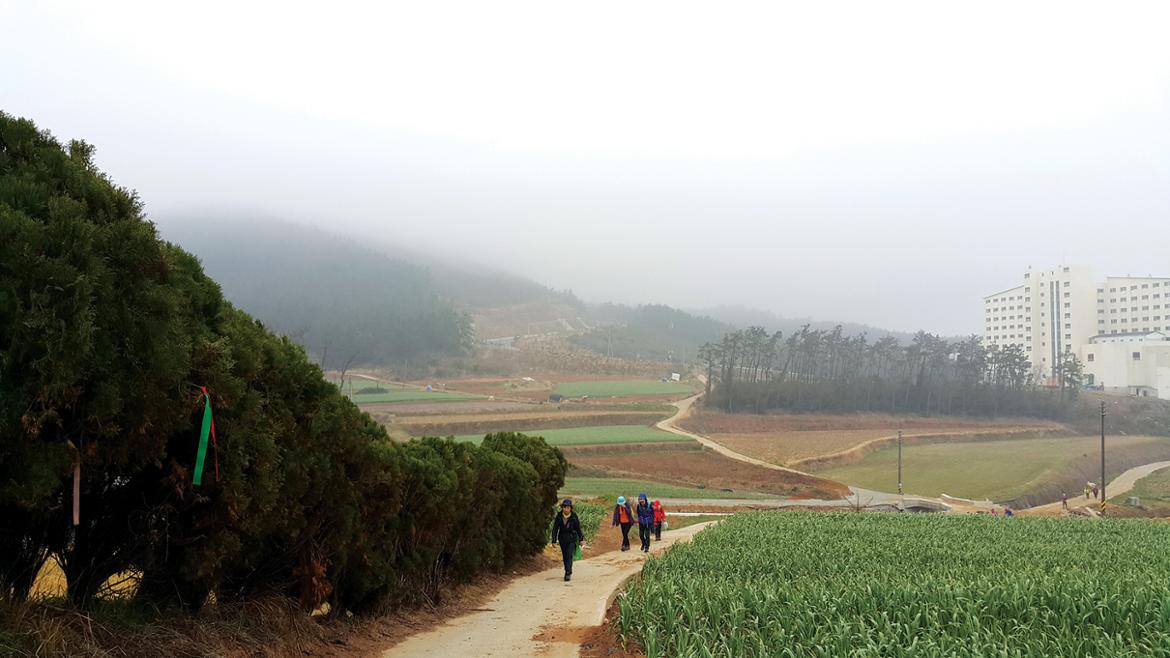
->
xmin=193 ymin=386 xmax=219 ymax=485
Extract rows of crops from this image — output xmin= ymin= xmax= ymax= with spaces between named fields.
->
xmin=618 ymin=512 xmax=1170 ymax=657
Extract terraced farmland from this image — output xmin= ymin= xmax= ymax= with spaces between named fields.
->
xmin=619 ymin=512 xmax=1170 ymax=658
xmin=554 ymin=379 xmax=695 ymax=398
xmin=452 ymin=424 xmax=688 ymax=446
xmin=334 ymin=378 xmax=485 ymax=404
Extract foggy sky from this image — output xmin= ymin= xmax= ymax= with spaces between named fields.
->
xmin=5 ymin=1 xmax=1169 ymax=335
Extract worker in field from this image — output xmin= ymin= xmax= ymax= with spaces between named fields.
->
xmin=1061 ymin=492 xmax=1069 ymax=511
xmin=636 ymin=493 xmax=655 ymax=552
xmin=551 ymin=498 xmax=584 ymax=582
xmin=612 ymin=496 xmax=635 ymax=551
xmin=652 ymin=499 xmax=667 ymax=541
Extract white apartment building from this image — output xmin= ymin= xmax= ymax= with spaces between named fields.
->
xmin=983 ymin=266 xmax=1170 ymax=397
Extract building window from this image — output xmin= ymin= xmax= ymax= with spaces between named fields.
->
xmin=1065 ymin=323 xmax=1071 ymax=329
xmin=1065 ymin=334 xmax=1072 ymax=340
xmin=1133 ymin=352 xmax=1141 ymax=360
xmin=1064 ymin=303 xmax=1070 ymax=308
xmin=1087 ymin=353 xmax=1095 ymax=362
xmin=1065 ymin=313 xmax=1071 ymax=319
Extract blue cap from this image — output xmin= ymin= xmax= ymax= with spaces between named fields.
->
xmin=562 ymin=498 xmax=572 ymax=507
xmin=639 ymin=492 xmax=648 ymax=500
xmin=617 ymin=496 xmax=626 ymax=504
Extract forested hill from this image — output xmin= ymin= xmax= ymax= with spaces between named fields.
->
xmin=159 ymin=217 xmax=473 ymax=366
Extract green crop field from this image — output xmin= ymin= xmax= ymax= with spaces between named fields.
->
xmin=554 ymin=380 xmax=696 ymax=398
xmin=452 ymin=425 xmax=689 ymax=446
xmin=619 ymin=512 xmax=1170 ymax=658
xmin=333 ymin=378 xmax=484 ymax=404
xmin=816 ymin=435 xmax=1170 ymax=501
xmin=560 ymin=477 xmax=777 ymax=500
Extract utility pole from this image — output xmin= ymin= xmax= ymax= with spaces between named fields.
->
xmin=897 ymin=430 xmax=903 ymax=497
xmin=1100 ymin=401 xmax=1106 ymax=502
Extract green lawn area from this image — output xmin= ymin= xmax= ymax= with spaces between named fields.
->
xmin=554 ymin=379 xmax=696 ymax=398
xmin=816 ymin=435 xmax=1169 ymax=501
xmin=1110 ymin=464 xmax=1170 ymax=514
xmin=560 ymin=477 xmax=777 ymax=500
xmin=453 ymin=424 xmax=689 ymax=446
xmin=333 ymin=377 xmax=484 ymax=404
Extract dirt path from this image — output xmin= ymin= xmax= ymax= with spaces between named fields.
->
xmin=1026 ymin=460 xmax=1170 ymax=514
xmin=382 ymin=522 xmax=713 ymax=658
xmin=656 ymin=393 xmax=810 ymax=477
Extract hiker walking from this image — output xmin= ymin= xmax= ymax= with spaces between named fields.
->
xmin=1061 ymin=492 xmax=1068 ymax=511
xmin=551 ymin=498 xmax=584 ymax=582
xmin=612 ymin=496 xmax=634 ymax=551
xmin=1084 ymin=485 xmax=1091 ymax=499
xmin=652 ymin=499 xmax=667 ymax=541
xmin=636 ymin=493 xmax=655 ymax=552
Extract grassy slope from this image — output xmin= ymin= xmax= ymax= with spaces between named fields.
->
xmin=817 ymin=435 xmax=1170 ymax=504
xmin=554 ymin=380 xmax=696 ymax=398
xmin=1110 ymin=464 xmax=1170 ymax=515
xmin=560 ymin=477 xmax=777 ymax=500
xmin=453 ymin=425 xmax=690 ymax=446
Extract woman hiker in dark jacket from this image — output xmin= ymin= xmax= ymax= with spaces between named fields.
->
xmin=612 ymin=496 xmax=635 ymax=551
xmin=551 ymin=498 xmax=584 ymax=582
xmin=636 ymin=493 xmax=655 ymax=552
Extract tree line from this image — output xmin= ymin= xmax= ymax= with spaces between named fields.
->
xmin=699 ymin=325 xmax=1084 ymax=418
xmin=0 ymin=114 xmax=566 ymax=615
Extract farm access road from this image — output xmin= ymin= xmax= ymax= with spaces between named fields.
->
xmin=382 ymin=521 xmax=713 ymax=658
xmin=656 ymin=392 xmax=949 ymax=511
xmin=1025 ymin=460 xmax=1170 ymax=515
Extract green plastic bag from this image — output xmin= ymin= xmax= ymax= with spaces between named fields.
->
xmin=573 ymin=544 xmax=583 ymax=561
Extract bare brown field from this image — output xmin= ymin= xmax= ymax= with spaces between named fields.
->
xmin=714 ymin=427 xmax=1065 ymax=470
xmin=680 ymin=408 xmax=1064 ymax=434
xmin=563 ymin=443 xmax=849 ymax=499
xmin=391 ymin=410 xmax=669 ymax=437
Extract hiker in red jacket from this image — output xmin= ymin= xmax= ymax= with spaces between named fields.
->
xmin=612 ymin=496 xmax=634 ymax=551
xmin=652 ymin=500 xmax=667 ymax=541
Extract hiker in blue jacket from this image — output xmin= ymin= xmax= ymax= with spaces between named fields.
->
xmin=551 ymin=498 xmax=584 ymax=581
xmin=636 ymin=493 xmax=655 ymax=552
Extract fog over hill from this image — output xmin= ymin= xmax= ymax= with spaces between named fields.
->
xmin=158 ymin=215 xmax=930 ymax=365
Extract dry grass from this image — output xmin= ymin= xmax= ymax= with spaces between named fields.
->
xmin=712 ymin=427 xmax=1064 ymax=469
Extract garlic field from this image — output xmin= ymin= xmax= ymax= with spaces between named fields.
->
xmin=618 ymin=512 xmax=1170 ymax=658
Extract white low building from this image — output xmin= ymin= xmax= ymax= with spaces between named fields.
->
xmin=1081 ymin=332 xmax=1170 ymax=399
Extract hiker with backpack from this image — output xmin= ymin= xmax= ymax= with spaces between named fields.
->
xmin=652 ymin=499 xmax=667 ymax=541
xmin=636 ymin=493 xmax=655 ymax=552
xmin=551 ymin=498 xmax=584 ymax=582
xmin=612 ymin=495 xmax=635 ymax=551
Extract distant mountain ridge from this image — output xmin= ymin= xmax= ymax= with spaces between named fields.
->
xmin=157 ymin=215 xmax=927 ymax=367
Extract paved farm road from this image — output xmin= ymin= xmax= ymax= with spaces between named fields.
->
xmin=382 ymin=522 xmax=713 ymax=658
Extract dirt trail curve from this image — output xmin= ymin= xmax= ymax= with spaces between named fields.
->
xmin=656 ymin=392 xmax=811 ymax=477
xmin=1027 ymin=460 xmax=1170 ymax=514
xmin=383 ymin=522 xmax=712 ymax=658
xmin=656 ymin=393 xmax=952 ymax=510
